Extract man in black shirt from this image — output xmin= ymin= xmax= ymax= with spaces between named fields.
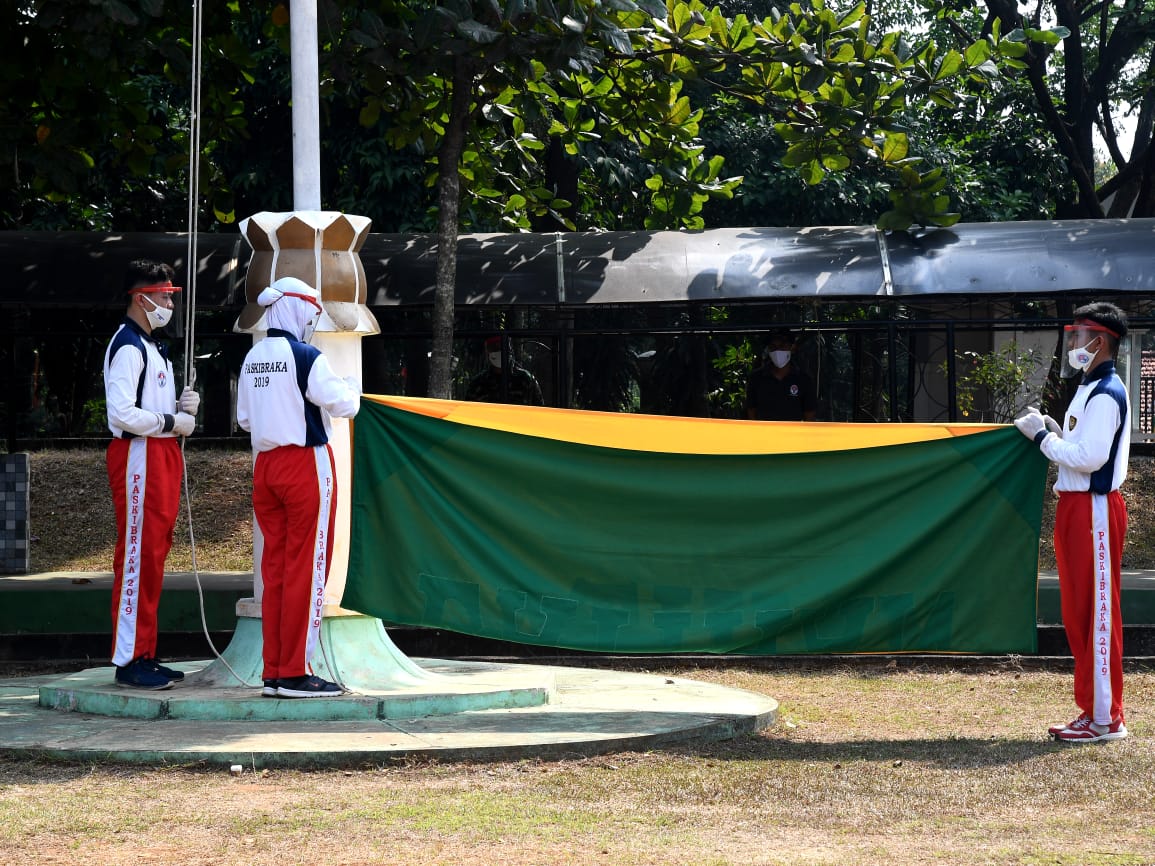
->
xmin=745 ymin=330 xmax=817 ymax=421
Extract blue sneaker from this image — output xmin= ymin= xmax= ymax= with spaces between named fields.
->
xmin=115 ymin=658 xmax=174 ymax=690
xmin=262 ymin=679 xmax=280 ymax=698
xmin=276 ymin=675 xmax=343 ymax=698
xmin=143 ymin=658 xmax=185 ymax=682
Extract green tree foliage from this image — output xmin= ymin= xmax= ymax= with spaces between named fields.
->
xmin=327 ymin=0 xmax=1034 ymax=396
xmin=223 ymin=5 xmax=433 ymax=232
xmin=0 ymin=0 xmax=261 ymax=229
xmin=0 ymin=2 xmax=430 ymax=232
xmin=3 ymin=0 xmax=1081 ymax=238
xmin=941 ymin=341 xmax=1050 ymax=422
xmin=903 ymin=87 xmax=1071 ymax=221
xmin=925 ymin=0 xmax=1155 ymax=218
xmin=1 ymin=0 xmax=1075 ymax=410
xmin=709 ymin=335 xmax=758 ymax=418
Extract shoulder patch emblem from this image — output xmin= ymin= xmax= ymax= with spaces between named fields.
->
xmin=1068 ymin=416 xmax=1077 ymax=432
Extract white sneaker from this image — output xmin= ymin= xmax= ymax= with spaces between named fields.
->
xmin=1054 ymin=716 xmax=1127 ymax=743
xmin=1048 ymin=713 xmax=1088 ymax=737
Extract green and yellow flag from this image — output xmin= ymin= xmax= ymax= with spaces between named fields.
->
xmin=343 ymin=396 xmax=1048 ymax=655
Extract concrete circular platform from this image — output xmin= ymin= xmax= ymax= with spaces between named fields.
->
xmin=1 ymin=659 xmax=778 ymax=767
xmin=37 ymin=658 xmax=557 ymax=722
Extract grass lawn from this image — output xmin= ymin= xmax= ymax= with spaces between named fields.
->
xmin=15 ymin=447 xmax=1155 ymax=864
xmin=3 ymin=661 xmax=1154 ymax=866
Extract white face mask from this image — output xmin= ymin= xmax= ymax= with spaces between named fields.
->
xmin=769 ymin=350 xmax=792 ymax=369
xmin=140 ymin=295 xmax=173 ymax=330
xmin=488 ymin=351 xmax=503 ymax=368
xmin=1067 ymin=341 xmax=1097 ymax=373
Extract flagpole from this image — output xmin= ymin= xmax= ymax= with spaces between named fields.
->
xmin=231 ymin=0 xmax=380 ymax=645
xmin=289 ymin=0 xmax=321 ymax=211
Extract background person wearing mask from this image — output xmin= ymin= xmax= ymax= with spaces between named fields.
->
xmin=745 ymin=329 xmax=817 ymax=421
xmin=103 ymin=259 xmax=199 ymax=690
xmin=236 ymin=276 xmax=360 ymax=699
xmin=465 ymin=335 xmax=545 ymax=406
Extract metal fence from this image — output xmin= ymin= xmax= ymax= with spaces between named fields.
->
xmin=6 ymin=296 xmax=1155 ymax=452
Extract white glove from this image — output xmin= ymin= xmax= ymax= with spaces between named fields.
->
xmin=1026 ymin=406 xmax=1062 ymax=437
xmin=1014 ymin=411 xmax=1046 ymax=441
xmin=178 ymin=387 xmax=200 ymax=416
xmin=172 ymin=412 xmax=196 ymax=437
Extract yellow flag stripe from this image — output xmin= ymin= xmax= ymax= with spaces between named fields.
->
xmin=365 ymin=395 xmax=1001 ymax=455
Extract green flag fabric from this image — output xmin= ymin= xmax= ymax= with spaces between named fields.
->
xmin=343 ymin=397 xmax=1048 ymax=655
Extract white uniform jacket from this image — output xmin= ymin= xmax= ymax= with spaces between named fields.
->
xmin=1038 ymin=361 xmax=1130 ymax=494
xmin=236 ymin=329 xmax=360 ymax=452
xmin=103 ymin=318 xmax=179 ymax=439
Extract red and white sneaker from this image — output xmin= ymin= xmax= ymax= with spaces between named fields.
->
xmin=1048 ymin=713 xmax=1089 ymax=737
xmin=1053 ymin=716 xmax=1128 ymax=743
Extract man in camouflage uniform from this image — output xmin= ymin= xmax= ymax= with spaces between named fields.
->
xmin=466 ymin=335 xmax=544 ymax=406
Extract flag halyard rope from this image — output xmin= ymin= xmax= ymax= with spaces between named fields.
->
xmin=180 ymin=0 xmax=259 ymax=688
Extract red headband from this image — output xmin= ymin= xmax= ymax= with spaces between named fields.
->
xmin=282 ymin=291 xmax=323 ymax=312
xmin=1065 ymin=322 xmax=1120 ymax=339
xmin=129 ymin=281 xmax=182 ymax=294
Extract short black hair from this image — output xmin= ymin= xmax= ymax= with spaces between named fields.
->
xmin=1073 ymin=301 xmax=1128 ymax=352
xmin=123 ymin=259 xmax=174 ymax=294
xmin=766 ymin=328 xmax=795 ymax=347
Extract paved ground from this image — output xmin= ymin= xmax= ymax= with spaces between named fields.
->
xmin=3 ymin=567 xmax=1153 ymax=767
xmin=1 ymin=658 xmax=778 ymax=768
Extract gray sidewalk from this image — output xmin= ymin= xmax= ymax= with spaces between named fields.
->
xmin=1 ymin=657 xmax=779 ymax=767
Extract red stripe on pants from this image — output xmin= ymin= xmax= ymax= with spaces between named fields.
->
xmin=1055 ymin=490 xmax=1127 ymax=724
xmin=107 ymin=437 xmax=183 ymax=666
xmin=254 ymin=444 xmax=336 ymax=680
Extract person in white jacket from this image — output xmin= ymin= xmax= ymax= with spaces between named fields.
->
xmin=103 ymin=259 xmax=200 ymax=690
xmin=237 ymin=276 xmax=360 ymax=699
xmin=1016 ymin=302 xmax=1131 ymax=743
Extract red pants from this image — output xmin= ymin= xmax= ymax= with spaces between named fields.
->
xmin=254 ymin=444 xmax=337 ymax=680
xmin=1055 ymin=491 xmax=1127 ymax=725
xmin=107 ymin=437 xmax=183 ymax=666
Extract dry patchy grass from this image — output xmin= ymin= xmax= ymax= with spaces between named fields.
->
xmin=28 ymin=448 xmax=254 ymax=573
xmin=2 ymin=662 xmax=1155 ymax=865
xmin=1038 ymin=456 xmax=1155 ymax=570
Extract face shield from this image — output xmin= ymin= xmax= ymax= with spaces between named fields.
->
xmin=484 ymin=339 xmax=503 ymax=368
xmin=1061 ymin=321 xmax=1116 ymax=378
xmin=133 ymin=285 xmax=185 ymax=339
xmin=302 ymin=306 xmax=330 ymax=343
xmin=298 ymin=311 xmax=314 ymax=343
xmin=169 ymin=292 xmax=187 ymax=340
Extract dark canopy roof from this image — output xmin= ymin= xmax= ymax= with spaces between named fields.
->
xmin=3 ymin=218 xmax=1154 ymax=308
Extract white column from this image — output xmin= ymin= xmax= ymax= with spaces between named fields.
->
xmin=289 ymin=0 xmax=321 ymax=211
xmin=311 ymin=331 xmax=361 ymax=610
xmin=235 ymin=211 xmax=377 ymax=617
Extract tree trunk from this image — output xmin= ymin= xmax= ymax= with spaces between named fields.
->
xmin=428 ymin=58 xmax=474 ymax=398
xmin=531 ymin=138 xmax=579 ymax=231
